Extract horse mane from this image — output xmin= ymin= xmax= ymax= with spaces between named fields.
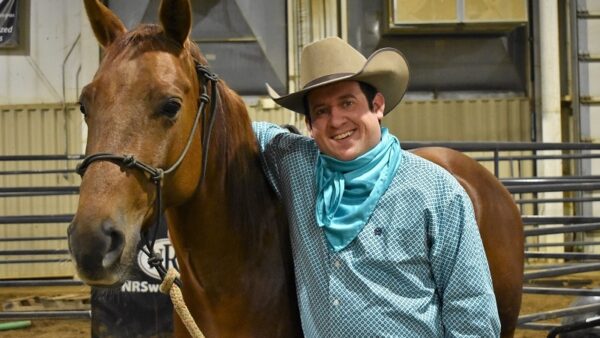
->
xmin=105 ymin=24 xmax=282 ymax=246
xmin=211 ymin=80 xmax=283 ymax=248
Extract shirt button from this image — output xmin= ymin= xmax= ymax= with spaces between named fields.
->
xmin=332 ymin=299 xmax=340 ymax=306
xmin=334 ymin=260 xmax=341 ymax=268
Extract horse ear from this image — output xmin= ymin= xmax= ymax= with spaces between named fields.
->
xmin=83 ymin=0 xmax=127 ymax=48
xmin=159 ymin=0 xmax=192 ymax=46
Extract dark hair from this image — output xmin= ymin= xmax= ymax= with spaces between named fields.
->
xmin=304 ymin=81 xmax=378 ymax=125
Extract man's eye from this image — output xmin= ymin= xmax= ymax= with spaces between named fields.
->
xmin=314 ymin=108 xmax=326 ymax=116
xmin=343 ymin=100 xmax=354 ymax=108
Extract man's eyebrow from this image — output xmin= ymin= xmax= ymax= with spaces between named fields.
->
xmin=338 ymin=94 xmax=357 ymax=101
xmin=310 ymin=92 xmax=358 ymax=111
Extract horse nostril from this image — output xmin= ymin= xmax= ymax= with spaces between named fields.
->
xmin=101 ymin=223 xmax=125 ymax=268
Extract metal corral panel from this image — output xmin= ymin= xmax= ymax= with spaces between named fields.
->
xmin=383 ymin=97 xmax=531 ymax=141
xmin=0 ymin=103 xmax=82 ymax=279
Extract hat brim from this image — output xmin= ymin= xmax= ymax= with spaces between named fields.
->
xmin=266 ymin=48 xmax=409 ymax=115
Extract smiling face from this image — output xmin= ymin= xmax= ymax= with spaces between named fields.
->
xmin=306 ymin=81 xmax=385 ymax=161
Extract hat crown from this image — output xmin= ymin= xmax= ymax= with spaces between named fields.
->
xmin=299 ymin=37 xmax=366 ymax=89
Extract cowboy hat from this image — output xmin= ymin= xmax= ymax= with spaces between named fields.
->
xmin=266 ymin=36 xmax=410 ymax=115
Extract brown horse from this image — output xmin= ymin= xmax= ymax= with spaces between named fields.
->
xmin=68 ymin=0 xmax=301 ymax=337
xmin=413 ymin=147 xmax=523 ymax=337
xmin=67 ymin=0 xmax=523 ymax=337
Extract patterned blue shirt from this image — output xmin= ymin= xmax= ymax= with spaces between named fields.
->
xmin=253 ymin=122 xmax=500 ymax=337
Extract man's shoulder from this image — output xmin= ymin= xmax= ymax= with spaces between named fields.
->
xmin=397 ymin=150 xmax=463 ymax=192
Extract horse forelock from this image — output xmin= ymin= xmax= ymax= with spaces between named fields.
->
xmin=102 ymin=24 xmax=207 ymax=67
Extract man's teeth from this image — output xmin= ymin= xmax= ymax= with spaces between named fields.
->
xmin=333 ymin=130 xmax=354 ymax=140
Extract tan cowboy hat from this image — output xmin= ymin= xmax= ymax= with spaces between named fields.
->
xmin=266 ymin=36 xmax=409 ymax=115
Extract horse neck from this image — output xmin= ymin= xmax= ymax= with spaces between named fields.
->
xmin=169 ymin=82 xmax=292 ymax=291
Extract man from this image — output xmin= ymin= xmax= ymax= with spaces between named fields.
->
xmin=253 ymin=37 xmax=500 ymax=337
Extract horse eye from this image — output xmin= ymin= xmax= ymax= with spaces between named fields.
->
xmin=79 ymin=103 xmax=87 ymax=117
xmin=160 ymin=99 xmax=181 ymax=119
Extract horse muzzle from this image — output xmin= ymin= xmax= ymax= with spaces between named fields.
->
xmin=68 ymin=217 xmax=129 ymax=286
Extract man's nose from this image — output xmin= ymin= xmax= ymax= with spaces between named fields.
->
xmin=329 ymin=106 xmax=346 ymax=127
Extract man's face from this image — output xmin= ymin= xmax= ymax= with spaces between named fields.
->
xmin=306 ymin=81 xmax=385 ymax=161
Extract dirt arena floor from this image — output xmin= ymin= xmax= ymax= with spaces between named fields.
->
xmin=0 ymin=285 xmax=91 ymax=338
xmin=0 ymin=273 xmax=598 ymax=337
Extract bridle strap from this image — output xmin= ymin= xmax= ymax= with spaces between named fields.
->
xmin=76 ymin=61 xmax=219 ymax=287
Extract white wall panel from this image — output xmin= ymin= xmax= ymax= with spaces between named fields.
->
xmin=0 ymin=1 xmax=97 ymax=105
xmin=0 ymin=104 xmax=81 ymax=279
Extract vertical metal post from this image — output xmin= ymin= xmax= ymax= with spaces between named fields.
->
xmin=539 ymin=0 xmax=565 ymax=256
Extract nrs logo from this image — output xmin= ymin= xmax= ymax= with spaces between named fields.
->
xmin=136 ymin=238 xmax=179 ymax=280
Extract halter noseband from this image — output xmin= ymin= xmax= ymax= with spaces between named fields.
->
xmin=75 ymin=62 xmax=219 ymax=286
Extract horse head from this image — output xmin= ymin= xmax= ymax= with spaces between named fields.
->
xmin=68 ymin=0 xmax=207 ymax=286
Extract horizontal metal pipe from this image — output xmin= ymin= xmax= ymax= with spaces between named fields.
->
xmin=0 ymin=310 xmax=91 ymax=320
xmin=524 ymin=263 xmax=600 ymax=281
xmin=402 ymin=141 xmax=600 ymax=151
xmin=0 ymin=155 xmax=83 ymax=161
xmin=523 ymin=286 xmax=600 ymax=296
xmin=525 ymin=263 xmax=581 ymax=270
xmin=517 ymin=302 xmax=600 ymax=324
xmin=0 ymin=169 xmax=76 ymax=176
xmin=475 ymin=153 xmax=600 ymax=162
xmin=0 ymin=191 xmax=80 ymax=198
xmin=578 ymin=10 xmax=600 ymax=19
xmin=0 ymin=236 xmax=67 ymax=242
xmin=0 ymin=186 xmax=79 ymax=194
xmin=525 ymin=251 xmax=600 ymax=260
xmin=503 ymin=177 xmax=600 ymax=185
xmin=0 ymin=249 xmax=69 ymax=256
xmin=526 ymin=240 xmax=600 ymax=248
xmin=507 ymin=182 xmax=600 ymax=193
xmin=518 ymin=322 xmax=560 ymax=330
xmin=0 ymin=259 xmax=71 ymax=264
xmin=0 ymin=214 xmax=74 ymax=224
xmin=524 ymin=223 xmax=600 ymax=236
xmin=579 ymin=53 xmax=600 ymax=62
xmin=522 ymin=216 xmax=600 ymax=224
xmin=516 ymin=196 xmax=600 ymax=204
xmin=0 ymin=279 xmax=84 ymax=287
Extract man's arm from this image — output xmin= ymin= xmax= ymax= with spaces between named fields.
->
xmin=429 ymin=186 xmax=501 ymax=337
xmin=252 ymin=121 xmax=290 ymax=197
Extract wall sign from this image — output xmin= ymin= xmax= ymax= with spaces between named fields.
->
xmin=0 ymin=0 xmax=18 ymax=48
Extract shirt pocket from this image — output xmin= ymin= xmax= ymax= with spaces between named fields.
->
xmin=353 ymin=207 xmax=433 ymax=286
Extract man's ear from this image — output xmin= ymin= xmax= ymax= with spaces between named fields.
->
xmin=373 ymin=92 xmax=385 ymax=121
xmin=304 ymin=115 xmax=314 ymax=137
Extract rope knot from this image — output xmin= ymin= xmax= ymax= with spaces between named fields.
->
xmin=147 ymin=252 xmax=163 ymax=268
xmin=151 ymin=168 xmax=164 ymax=183
xmin=196 ymin=64 xmax=219 ymax=82
xmin=159 ymin=267 xmax=180 ymax=294
xmin=199 ymin=93 xmax=210 ymax=103
xmin=123 ymin=155 xmax=137 ymax=168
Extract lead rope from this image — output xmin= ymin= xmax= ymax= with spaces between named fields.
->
xmin=160 ymin=268 xmax=205 ymax=338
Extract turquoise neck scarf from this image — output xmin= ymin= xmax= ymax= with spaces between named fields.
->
xmin=315 ymin=128 xmax=402 ymax=251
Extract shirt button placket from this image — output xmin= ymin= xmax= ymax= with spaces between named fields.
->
xmin=330 ymin=253 xmax=342 ymax=316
